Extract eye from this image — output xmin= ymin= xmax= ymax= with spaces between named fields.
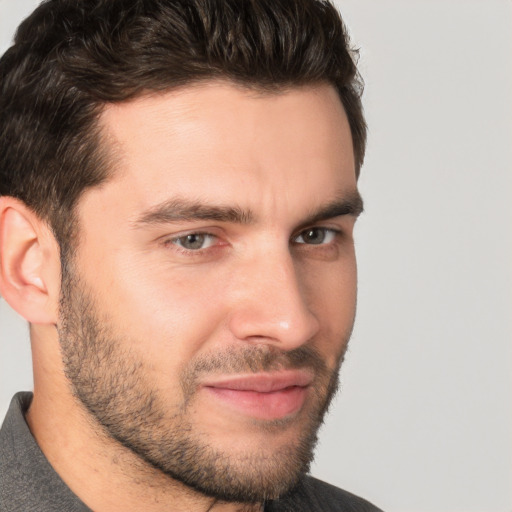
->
xmin=170 ymin=233 xmax=216 ymax=250
xmin=293 ymin=227 xmax=337 ymax=245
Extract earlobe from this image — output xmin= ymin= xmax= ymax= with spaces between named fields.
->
xmin=0 ymin=197 xmax=60 ymax=324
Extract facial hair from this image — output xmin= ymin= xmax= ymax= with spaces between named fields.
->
xmin=57 ymin=266 xmax=349 ymax=504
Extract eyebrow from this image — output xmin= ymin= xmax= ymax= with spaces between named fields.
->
xmin=132 ymin=190 xmax=363 ymax=228
xmin=300 ymin=190 xmax=364 ymax=228
xmin=133 ymin=199 xmax=254 ymax=227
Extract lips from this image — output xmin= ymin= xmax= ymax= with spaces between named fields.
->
xmin=202 ymin=370 xmax=313 ymax=420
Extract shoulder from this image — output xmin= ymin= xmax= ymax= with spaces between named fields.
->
xmin=266 ymin=475 xmax=384 ymax=512
xmin=1 ymin=393 xmax=92 ymax=512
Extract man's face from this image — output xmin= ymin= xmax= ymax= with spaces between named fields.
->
xmin=58 ymin=82 xmax=360 ymax=502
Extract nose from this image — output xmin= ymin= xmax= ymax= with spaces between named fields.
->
xmin=227 ymin=249 xmax=320 ymax=351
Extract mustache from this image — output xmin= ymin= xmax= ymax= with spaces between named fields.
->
xmin=179 ymin=344 xmax=331 ymax=400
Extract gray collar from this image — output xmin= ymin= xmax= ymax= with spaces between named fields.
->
xmin=0 ymin=392 xmax=91 ymax=512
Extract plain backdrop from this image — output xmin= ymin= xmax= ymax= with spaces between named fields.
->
xmin=1 ymin=1 xmax=511 ymax=511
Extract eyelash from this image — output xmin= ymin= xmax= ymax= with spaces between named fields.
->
xmin=163 ymin=227 xmax=342 ymax=255
xmin=168 ymin=233 xmax=218 ymax=251
xmin=293 ymin=227 xmax=340 ymax=245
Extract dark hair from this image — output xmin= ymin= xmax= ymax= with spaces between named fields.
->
xmin=0 ymin=0 xmax=366 ymax=253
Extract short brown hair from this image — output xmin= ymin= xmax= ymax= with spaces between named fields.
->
xmin=0 ymin=0 xmax=366 ymax=253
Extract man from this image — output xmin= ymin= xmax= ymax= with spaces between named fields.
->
xmin=0 ymin=0 xmax=381 ymax=510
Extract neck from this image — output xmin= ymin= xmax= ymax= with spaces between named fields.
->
xmin=27 ymin=326 xmax=263 ymax=512
xmin=27 ymin=391 xmax=263 ymax=512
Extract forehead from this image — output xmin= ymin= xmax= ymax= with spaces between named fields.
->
xmin=88 ymin=82 xmax=355 ymax=222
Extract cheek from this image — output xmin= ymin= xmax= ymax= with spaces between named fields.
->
xmin=78 ymin=250 xmax=232 ymax=379
xmin=301 ymin=256 xmax=357 ymax=359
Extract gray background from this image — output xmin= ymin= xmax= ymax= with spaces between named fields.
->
xmin=1 ymin=1 xmax=511 ymax=511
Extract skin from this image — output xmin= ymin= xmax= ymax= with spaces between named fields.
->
xmin=0 ymin=82 xmax=360 ymax=511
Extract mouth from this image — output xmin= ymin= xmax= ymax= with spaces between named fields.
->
xmin=201 ymin=370 xmax=314 ymax=421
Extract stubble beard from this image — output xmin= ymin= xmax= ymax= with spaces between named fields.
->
xmin=57 ymin=266 xmax=350 ymax=504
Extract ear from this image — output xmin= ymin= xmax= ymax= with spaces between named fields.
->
xmin=0 ymin=197 xmax=61 ymax=324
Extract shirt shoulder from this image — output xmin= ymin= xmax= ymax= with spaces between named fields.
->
xmin=0 ymin=392 xmax=92 ymax=512
xmin=266 ymin=475 xmax=384 ymax=512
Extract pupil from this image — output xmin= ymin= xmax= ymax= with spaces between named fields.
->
xmin=185 ymin=234 xmax=204 ymax=249
xmin=305 ymin=228 xmax=324 ymax=244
